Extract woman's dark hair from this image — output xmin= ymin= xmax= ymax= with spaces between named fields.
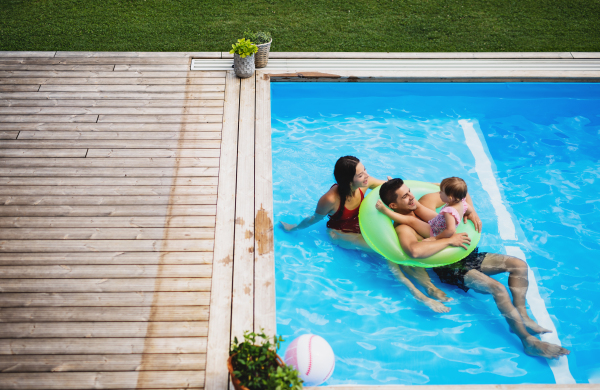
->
xmin=440 ymin=177 xmax=468 ymax=201
xmin=380 ymin=178 xmax=404 ymax=206
xmin=332 ymin=156 xmax=360 ymax=218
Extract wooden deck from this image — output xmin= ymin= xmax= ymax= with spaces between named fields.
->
xmin=0 ymin=51 xmax=276 ymax=390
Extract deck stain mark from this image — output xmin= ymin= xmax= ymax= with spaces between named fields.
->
xmin=235 ymin=217 xmax=245 ymax=226
xmin=219 ymin=255 xmax=232 ymax=266
xmin=255 ymin=205 xmax=273 ymax=256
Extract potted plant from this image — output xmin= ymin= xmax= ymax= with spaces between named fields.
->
xmin=230 ymin=38 xmax=258 ymax=78
xmin=243 ymin=31 xmax=272 ymax=68
xmin=228 ymin=330 xmax=303 ymax=390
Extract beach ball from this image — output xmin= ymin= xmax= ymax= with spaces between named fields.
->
xmin=284 ymin=334 xmax=335 ymax=386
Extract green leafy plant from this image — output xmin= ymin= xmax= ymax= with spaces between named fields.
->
xmin=230 ymin=330 xmax=303 ymax=390
xmin=243 ymin=31 xmax=272 ymax=45
xmin=229 ymin=38 xmax=258 ymax=58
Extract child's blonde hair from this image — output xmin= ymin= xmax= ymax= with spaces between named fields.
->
xmin=440 ymin=177 xmax=468 ymax=201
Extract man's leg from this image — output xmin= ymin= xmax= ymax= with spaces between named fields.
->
xmin=400 ymin=265 xmax=453 ymax=302
xmin=463 ymin=270 xmax=569 ymax=359
xmin=479 ymin=253 xmax=550 ymax=334
xmin=387 ymin=261 xmax=450 ymax=313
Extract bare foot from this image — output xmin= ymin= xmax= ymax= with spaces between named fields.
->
xmin=424 ymin=299 xmax=451 ymax=313
xmin=427 ymin=287 xmax=454 ymax=302
xmin=522 ymin=317 xmax=551 ymax=335
xmin=523 ymin=336 xmax=570 ymax=359
xmin=280 ymin=221 xmax=296 ymax=232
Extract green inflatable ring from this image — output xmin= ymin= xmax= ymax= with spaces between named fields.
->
xmin=358 ymin=180 xmax=481 ymax=268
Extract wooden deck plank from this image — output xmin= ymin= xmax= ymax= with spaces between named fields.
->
xmin=0 ymin=123 xmax=223 ymax=131
xmin=0 ymin=115 xmax=98 ymax=123
xmin=0 ymin=186 xmax=217 ymax=196
xmin=0 ymin=140 xmax=221 ymax=148
xmin=254 ymin=72 xmax=276 ymax=335
xmin=54 ymin=51 xmax=217 ymax=58
xmin=0 ymin=77 xmax=225 ymax=85
xmin=231 ymin=74 xmax=256 ymax=341
xmin=0 ymin=57 xmax=191 ymax=65
xmin=0 ymin=252 xmax=213 ymax=265
xmin=0 ymin=177 xmax=219 ymax=186
xmin=0 ymin=71 xmax=226 ymax=78
xmin=0 ymin=264 xmax=212 ymax=278
xmin=0 ymin=107 xmax=224 ymax=115
xmin=0 ymin=85 xmax=40 ymax=92
xmin=0 ymin=371 xmax=205 ymax=389
xmin=0 ymin=205 xmax=216 ymax=217
xmin=204 ymin=70 xmax=240 ymax=390
xmin=0 ymin=278 xmax=211 ymax=292
xmin=0 ymin=354 xmax=206 ymax=372
xmin=97 ymin=114 xmax=222 ymax=123
xmin=39 ymin=84 xmax=225 ymax=93
xmin=0 ymin=216 xmax=216 ymax=228
xmin=0 ymin=240 xmax=214 ymax=252
xmin=0 ymin=322 xmax=208 ymax=338
xmin=0 ymin=131 xmax=18 ymax=139
xmin=0 ymin=91 xmax=225 ymax=100
xmin=86 ymin=149 xmax=220 ymax=158
xmin=0 ymin=158 xmax=220 ymax=168
xmin=0 ymin=292 xmax=209 ymax=307
xmin=0 ymin=52 xmax=56 ymax=58
xmin=114 ymin=64 xmax=195 ymax=72
xmin=0 ymin=99 xmax=224 ymax=107
xmin=0 ymin=338 xmax=207 ymax=354
xmin=0 ymin=149 xmax=87 ymax=158
xmin=0 ymin=228 xmax=213 ymax=240
xmin=0 ymin=196 xmax=216 ymax=206
xmin=0 ymin=65 xmax=116 ymax=71
xmin=0 ymin=306 xmax=209 ymax=322
xmin=0 ymin=167 xmax=219 ymax=177
xmin=17 ymin=131 xmax=222 ymax=140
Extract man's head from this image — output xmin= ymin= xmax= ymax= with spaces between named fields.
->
xmin=380 ymin=178 xmax=417 ymax=213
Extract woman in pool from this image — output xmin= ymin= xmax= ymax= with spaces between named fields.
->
xmin=280 ymin=155 xmax=455 ymax=312
xmin=280 ymin=155 xmax=384 ymax=251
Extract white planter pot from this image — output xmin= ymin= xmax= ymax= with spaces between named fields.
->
xmin=234 ymin=53 xmax=255 ymax=78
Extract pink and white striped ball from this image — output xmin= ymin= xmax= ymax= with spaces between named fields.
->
xmin=284 ymin=334 xmax=335 ymax=386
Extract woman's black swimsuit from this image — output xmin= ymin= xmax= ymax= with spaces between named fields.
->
xmin=432 ymin=248 xmax=488 ymax=292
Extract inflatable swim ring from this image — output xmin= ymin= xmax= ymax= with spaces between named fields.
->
xmin=358 ymin=180 xmax=481 ymax=268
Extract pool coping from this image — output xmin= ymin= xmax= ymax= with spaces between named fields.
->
xmin=195 ymin=53 xmax=600 ymax=389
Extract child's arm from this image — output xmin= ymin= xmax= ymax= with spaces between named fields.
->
xmin=376 ymin=200 xmax=431 ymax=238
xmin=414 ymin=200 xmax=439 ymax=222
xmin=434 ymin=213 xmax=457 ymax=239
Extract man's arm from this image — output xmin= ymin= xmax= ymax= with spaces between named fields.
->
xmin=387 ymin=260 xmax=450 ymax=313
xmin=463 ymin=193 xmax=482 ymax=232
xmin=397 ymin=224 xmax=471 ymax=258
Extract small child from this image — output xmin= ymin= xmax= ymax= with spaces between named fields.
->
xmin=376 ymin=177 xmax=471 ymax=240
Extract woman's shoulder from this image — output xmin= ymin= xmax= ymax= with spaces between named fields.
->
xmin=317 ymin=186 xmax=339 ymax=214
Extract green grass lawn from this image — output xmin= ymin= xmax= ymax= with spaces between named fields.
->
xmin=1 ymin=0 xmax=599 ymax=52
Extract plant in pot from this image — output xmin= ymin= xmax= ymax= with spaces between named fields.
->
xmin=228 ymin=330 xmax=303 ymax=390
xmin=230 ymin=38 xmax=258 ymax=78
xmin=243 ymin=31 xmax=272 ymax=68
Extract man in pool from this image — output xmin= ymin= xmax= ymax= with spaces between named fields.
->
xmin=379 ymin=178 xmax=570 ymax=360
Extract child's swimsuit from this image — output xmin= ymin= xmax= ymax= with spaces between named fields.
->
xmin=326 ymin=185 xmax=364 ymax=234
xmin=428 ymin=199 xmax=469 ymax=237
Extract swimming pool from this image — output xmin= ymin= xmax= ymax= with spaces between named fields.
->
xmin=271 ymin=82 xmax=600 ymax=386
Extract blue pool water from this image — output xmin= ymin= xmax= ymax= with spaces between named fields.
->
xmin=271 ymin=83 xmax=600 ymax=385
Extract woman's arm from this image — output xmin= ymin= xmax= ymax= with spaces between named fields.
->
xmin=366 ymin=175 xmax=392 ymax=190
xmin=280 ymin=191 xmax=336 ymax=232
xmin=433 ymin=213 xmax=457 ymax=239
